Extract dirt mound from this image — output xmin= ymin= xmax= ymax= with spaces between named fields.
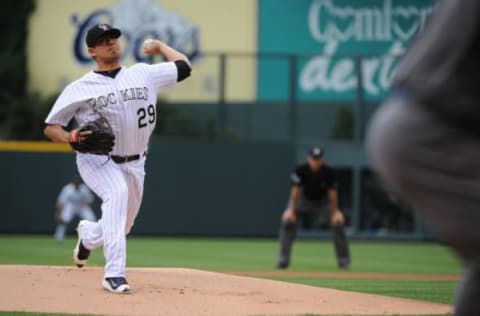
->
xmin=0 ymin=265 xmax=451 ymax=316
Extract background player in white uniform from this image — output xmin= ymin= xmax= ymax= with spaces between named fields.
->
xmin=43 ymin=24 xmax=191 ymax=293
xmin=54 ymin=176 xmax=96 ymax=242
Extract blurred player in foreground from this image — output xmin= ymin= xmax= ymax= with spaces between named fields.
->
xmin=54 ymin=176 xmax=96 ymax=242
xmin=367 ymin=1 xmax=480 ymax=314
xmin=276 ymin=146 xmax=351 ymax=270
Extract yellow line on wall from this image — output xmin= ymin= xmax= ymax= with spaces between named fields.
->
xmin=0 ymin=141 xmax=73 ymax=153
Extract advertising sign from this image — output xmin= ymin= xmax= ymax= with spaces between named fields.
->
xmin=258 ymin=0 xmax=436 ymax=101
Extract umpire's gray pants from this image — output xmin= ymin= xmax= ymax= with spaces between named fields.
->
xmin=367 ymin=97 xmax=480 ymax=315
xmin=277 ymin=193 xmax=350 ymax=268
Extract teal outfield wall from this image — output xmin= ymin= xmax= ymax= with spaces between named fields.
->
xmin=257 ymin=0 xmax=436 ymax=102
xmin=0 ymin=140 xmax=294 ymax=237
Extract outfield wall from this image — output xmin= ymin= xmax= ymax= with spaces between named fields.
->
xmin=0 ymin=140 xmax=293 ymax=237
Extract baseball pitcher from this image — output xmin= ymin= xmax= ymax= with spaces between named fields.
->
xmin=44 ymin=24 xmax=191 ymax=293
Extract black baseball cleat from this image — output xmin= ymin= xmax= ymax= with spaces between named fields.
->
xmin=338 ymin=258 xmax=351 ymax=270
xmin=73 ymin=220 xmax=90 ymax=268
xmin=276 ymin=262 xmax=289 ymax=269
xmin=276 ymin=258 xmax=290 ymax=269
xmin=102 ymin=277 xmax=131 ymax=294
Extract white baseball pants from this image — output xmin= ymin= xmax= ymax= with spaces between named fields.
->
xmin=76 ymin=153 xmax=145 ymax=278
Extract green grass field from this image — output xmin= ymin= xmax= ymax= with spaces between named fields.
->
xmin=0 ymin=235 xmax=460 ymax=316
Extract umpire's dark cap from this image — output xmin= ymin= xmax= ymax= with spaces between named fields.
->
xmin=86 ymin=24 xmax=121 ymax=48
xmin=309 ymin=146 xmax=324 ymax=159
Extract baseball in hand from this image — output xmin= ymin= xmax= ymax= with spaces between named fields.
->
xmin=142 ymin=39 xmax=157 ymax=55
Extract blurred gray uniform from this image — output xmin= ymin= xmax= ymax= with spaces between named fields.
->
xmin=367 ymin=1 xmax=480 ymax=315
xmin=54 ymin=182 xmax=96 ymax=241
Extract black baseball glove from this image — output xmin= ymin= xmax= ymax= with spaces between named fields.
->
xmin=69 ymin=117 xmax=115 ymax=155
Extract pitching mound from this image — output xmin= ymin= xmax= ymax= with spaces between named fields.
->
xmin=0 ymin=265 xmax=451 ymax=316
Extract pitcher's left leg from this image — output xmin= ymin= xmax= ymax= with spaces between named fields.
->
xmin=124 ymin=158 xmax=146 ymax=235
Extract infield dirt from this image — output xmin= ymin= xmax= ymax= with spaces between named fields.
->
xmin=0 ymin=265 xmax=451 ymax=316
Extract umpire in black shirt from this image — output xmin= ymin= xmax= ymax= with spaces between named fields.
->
xmin=276 ymin=146 xmax=351 ymax=269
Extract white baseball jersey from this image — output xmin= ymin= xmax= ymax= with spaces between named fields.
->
xmin=45 ymin=62 xmax=177 ymax=155
xmin=54 ymin=183 xmax=97 ymax=242
xmin=45 ymin=61 xmax=179 ymax=279
xmin=58 ymin=183 xmax=94 ymax=208
xmin=57 ymin=183 xmax=96 ymax=225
